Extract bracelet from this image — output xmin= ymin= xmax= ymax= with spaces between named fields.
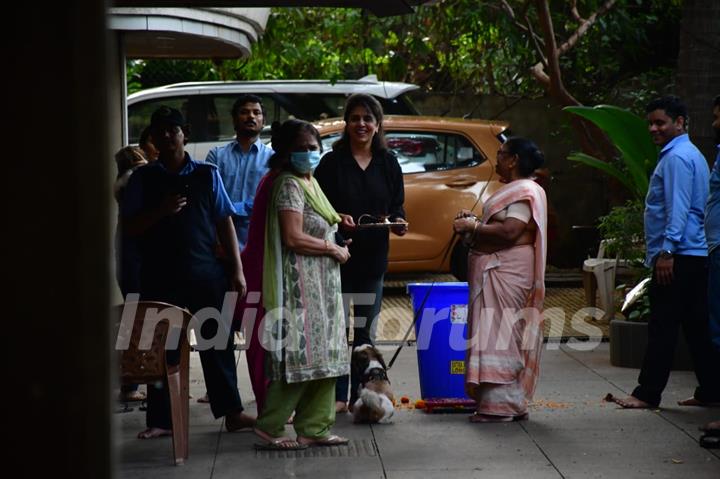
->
xmin=324 ymin=239 xmax=331 ymax=252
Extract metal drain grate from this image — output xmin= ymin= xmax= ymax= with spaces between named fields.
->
xmin=255 ymin=439 xmax=377 ymax=459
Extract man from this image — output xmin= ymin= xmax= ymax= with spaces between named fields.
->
xmin=122 ymin=106 xmax=255 ymax=438
xmin=206 ymin=94 xmax=273 ymax=249
xmin=614 ymin=96 xmax=720 ymax=409
xmin=700 ymin=95 xmax=720 ymax=447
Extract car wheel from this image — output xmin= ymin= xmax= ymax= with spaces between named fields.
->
xmin=450 ymin=239 xmax=469 ymax=282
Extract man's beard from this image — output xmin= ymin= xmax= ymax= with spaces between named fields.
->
xmin=237 ymin=127 xmax=259 ymax=138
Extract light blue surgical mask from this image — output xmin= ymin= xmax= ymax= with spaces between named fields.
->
xmin=290 ymin=150 xmax=321 ymax=173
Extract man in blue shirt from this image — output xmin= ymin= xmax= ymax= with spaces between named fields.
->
xmin=700 ymin=95 xmax=720 ymax=446
xmin=206 ymin=94 xmax=273 ymax=249
xmin=123 ymin=106 xmax=256 ymax=438
xmin=615 ymin=96 xmax=720 ymax=409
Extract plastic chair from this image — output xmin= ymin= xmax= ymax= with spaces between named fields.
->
xmin=114 ymin=301 xmax=192 ymax=466
xmin=582 ymin=240 xmax=618 ymax=320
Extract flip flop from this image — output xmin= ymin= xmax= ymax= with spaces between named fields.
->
xmin=298 ymin=434 xmax=349 ymax=447
xmin=254 ymin=438 xmax=308 ymax=451
xmin=469 ymin=412 xmax=528 ymax=423
xmin=700 ymin=434 xmax=720 ymax=449
xmin=698 ymin=426 xmax=720 ymax=437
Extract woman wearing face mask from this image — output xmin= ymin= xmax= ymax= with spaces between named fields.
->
xmin=253 ymin=119 xmax=352 ymax=450
xmin=314 ymin=93 xmax=407 ymax=414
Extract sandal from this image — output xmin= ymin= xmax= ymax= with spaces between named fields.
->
xmin=298 ymin=434 xmax=349 ymax=447
xmin=254 ymin=437 xmax=308 ymax=451
xmin=700 ymin=434 xmax=720 ymax=449
xmin=469 ymin=412 xmax=528 ymax=423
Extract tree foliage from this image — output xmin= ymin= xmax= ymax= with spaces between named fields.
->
xmin=128 ymin=0 xmax=681 ymax=107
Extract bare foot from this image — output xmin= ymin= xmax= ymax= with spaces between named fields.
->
xmin=335 ymin=401 xmax=348 ymax=413
xmin=226 ymin=411 xmax=257 ymax=432
xmin=606 ymin=394 xmax=653 ymax=409
xmin=137 ymin=427 xmax=171 ymax=439
xmin=678 ymin=397 xmax=720 ymax=407
xmin=197 ymin=393 xmax=210 ymax=403
xmin=119 ymin=390 xmax=146 ymax=402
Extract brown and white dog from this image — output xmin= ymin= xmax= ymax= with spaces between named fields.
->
xmin=351 ymin=344 xmax=395 ymax=424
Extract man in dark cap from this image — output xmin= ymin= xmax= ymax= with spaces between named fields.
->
xmin=122 ymin=106 xmax=255 ymax=438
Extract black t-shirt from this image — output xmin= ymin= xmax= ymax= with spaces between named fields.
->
xmin=314 ymin=147 xmax=405 ymax=278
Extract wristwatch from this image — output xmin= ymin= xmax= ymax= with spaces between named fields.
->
xmin=658 ymin=250 xmax=673 ymax=260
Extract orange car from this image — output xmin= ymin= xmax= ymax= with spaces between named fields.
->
xmin=316 ymin=115 xmax=509 ymax=274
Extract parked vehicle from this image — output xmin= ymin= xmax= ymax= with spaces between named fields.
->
xmin=127 ymin=75 xmax=420 ymax=160
xmin=316 ymin=115 xmax=509 ymax=274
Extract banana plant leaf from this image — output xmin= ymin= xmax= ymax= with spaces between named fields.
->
xmin=564 ymin=105 xmax=658 ymax=199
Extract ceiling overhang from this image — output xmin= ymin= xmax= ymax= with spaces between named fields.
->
xmin=111 ymin=1 xmax=435 ymax=18
xmin=109 ymin=7 xmax=269 ymax=58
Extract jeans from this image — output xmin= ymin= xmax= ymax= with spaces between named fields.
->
xmin=335 ymin=273 xmax=384 ymax=404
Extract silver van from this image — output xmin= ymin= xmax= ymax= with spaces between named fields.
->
xmin=127 ymin=75 xmax=420 ymax=160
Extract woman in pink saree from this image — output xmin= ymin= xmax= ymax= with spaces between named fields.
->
xmin=453 ymin=137 xmax=547 ymax=422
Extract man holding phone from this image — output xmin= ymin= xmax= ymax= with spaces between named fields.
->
xmin=122 ymin=106 xmax=254 ymax=438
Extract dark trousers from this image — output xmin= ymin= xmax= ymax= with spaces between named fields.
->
xmin=142 ymin=276 xmax=243 ymax=429
xmin=335 ymin=273 xmax=384 ymax=404
xmin=632 ymin=255 xmax=720 ymax=406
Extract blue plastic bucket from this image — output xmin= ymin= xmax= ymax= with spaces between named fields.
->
xmin=407 ymin=282 xmax=471 ymax=400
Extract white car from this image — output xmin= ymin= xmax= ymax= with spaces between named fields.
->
xmin=127 ymin=75 xmax=420 ymax=160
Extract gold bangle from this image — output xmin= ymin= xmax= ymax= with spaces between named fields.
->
xmin=324 ymin=239 xmax=330 ymax=251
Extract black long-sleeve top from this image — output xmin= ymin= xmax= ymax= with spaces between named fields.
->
xmin=314 ymin=147 xmax=405 ymax=278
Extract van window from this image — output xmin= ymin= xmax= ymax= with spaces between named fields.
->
xmin=128 ymin=96 xmax=189 ymax=143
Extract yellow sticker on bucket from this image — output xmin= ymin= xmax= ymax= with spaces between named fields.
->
xmin=450 ymin=360 xmax=465 ymax=374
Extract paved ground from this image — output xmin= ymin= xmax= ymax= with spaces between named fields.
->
xmin=116 ymin=343 xmax=720 ymax=478
xmin=379 ymin=286 xmax=608 ymax=342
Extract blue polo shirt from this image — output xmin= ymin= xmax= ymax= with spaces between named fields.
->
xmin=644 ymin=134 xmax=709 ymax=266
xmin=206 ymin=138 xmax=273 ymax=249
xmin=121 ymin=154 xmax=236 ymax=282
xmin=705 ymin=145 xmax=720 ymax=254
xmin=122 ymin=154 xmax=235 ymax=221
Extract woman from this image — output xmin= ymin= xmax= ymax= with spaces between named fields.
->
xmin=231 ymin=168 xmax=279 ymax=414
xmin=314 ymin=93 xmax=407 ymax=414
xmin=452 ymin=137 xmax=547 ymax=423
xmin=114 ymin=145 xmax=150 ymax=403
xmin=254 ymin=119 xmax=351 ymax=450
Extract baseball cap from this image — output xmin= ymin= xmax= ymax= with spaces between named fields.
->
xmin=149 ymin=106 xmax=185 ymax=130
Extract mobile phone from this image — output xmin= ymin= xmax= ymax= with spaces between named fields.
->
xmin=334 ymin=231 xmax=346 ymax=246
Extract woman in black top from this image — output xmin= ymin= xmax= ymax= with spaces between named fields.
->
xmin=314 ymin=93 xmax=407 ymax=413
